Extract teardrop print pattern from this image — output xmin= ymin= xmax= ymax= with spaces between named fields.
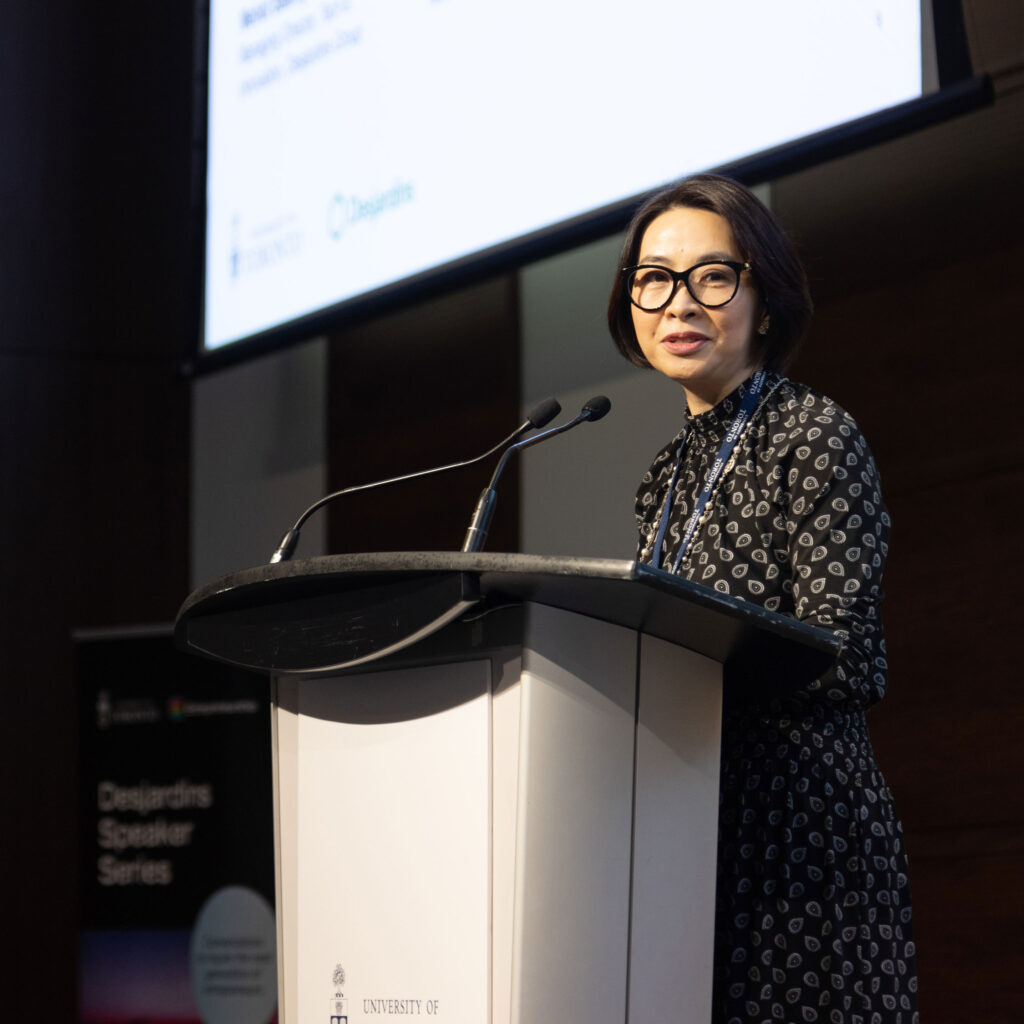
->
xmin=636 ymin=375 xmax=918 ymax=1023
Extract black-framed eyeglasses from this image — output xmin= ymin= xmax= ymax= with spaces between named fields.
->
xmin=623 ymin=260 xmax=751 ymax=312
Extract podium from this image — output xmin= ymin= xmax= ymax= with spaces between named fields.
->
xmin=176 ymin=553 xmax=837 ymax=1024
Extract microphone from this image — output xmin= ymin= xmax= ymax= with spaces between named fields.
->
xmin=461 ymin=395 xmax=611 ymax=553
xmin=268 ymin=397 xmax=561 ymax=563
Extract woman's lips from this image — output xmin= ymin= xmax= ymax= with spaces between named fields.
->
xmin=660 ymin=332 xmax=708 ymax=355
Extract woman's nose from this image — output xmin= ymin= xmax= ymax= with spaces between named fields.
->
xmin=665 ymin=279 xmax=699 ymax=317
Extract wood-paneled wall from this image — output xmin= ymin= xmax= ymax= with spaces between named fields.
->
xmin=326 ymin=277 xmax=522 ymax=554
xmin=786 ymin=241 xmax=1024 ymax=1022
xmin=1 ymin=2 xmax=193 ymax=1018
xmin=4 ymin=0 xmax=1020 ymax=1019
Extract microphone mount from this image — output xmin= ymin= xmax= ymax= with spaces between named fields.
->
xmin=268 ymin=398 xmax=561 ymax=563
xmin=461 ymin=395 xmax=611 ymax=553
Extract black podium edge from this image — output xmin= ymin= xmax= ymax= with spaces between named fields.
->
xmin=175 ymin=553 xmax=840 ymax=686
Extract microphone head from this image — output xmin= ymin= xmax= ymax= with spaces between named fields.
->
xmin=527 ymin=396 xmax=561 ymax=428
xmin=581 ymin=395 xmax=611 ymax=422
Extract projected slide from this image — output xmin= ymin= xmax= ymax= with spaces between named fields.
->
xmin=204 ymin=0 xmax=921 ymax=351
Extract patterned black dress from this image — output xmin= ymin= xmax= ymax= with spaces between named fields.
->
xmin=635 ymin=372 xmax=918 ymax=1024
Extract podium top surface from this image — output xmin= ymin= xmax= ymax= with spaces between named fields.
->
xmin=175 ymin=552 xmax=839 ymax=687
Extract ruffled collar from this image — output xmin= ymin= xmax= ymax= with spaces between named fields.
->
xmin=687 ymin=370 xmax=777 ymax=445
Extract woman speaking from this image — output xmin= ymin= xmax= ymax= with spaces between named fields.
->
xmin=608 ymin=174 xmax=918 ymax=1023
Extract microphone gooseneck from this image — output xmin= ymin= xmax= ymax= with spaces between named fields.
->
xmin=461 ymin=395 xmax=611 ymax=553
xmin=268 ymin=397 xmax=561 ymax=563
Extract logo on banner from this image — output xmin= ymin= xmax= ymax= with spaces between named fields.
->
xmin=96 ymin=690 xmax=112 ymax=729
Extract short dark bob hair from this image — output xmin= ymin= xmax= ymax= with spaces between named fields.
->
xmin=607 ymin=173 xmax=812 ymax=373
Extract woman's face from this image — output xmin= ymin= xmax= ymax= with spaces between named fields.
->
xmin=630 ymin=206 xmax=762 ymax=414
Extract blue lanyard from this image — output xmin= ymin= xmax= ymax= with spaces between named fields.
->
xmin=652 ymin=369 xmax=767 ymax=573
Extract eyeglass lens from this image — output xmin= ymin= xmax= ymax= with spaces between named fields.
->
xmin=628 ymin=263 xmax=740 ymax=311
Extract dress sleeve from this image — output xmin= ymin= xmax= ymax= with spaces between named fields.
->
xmin=781 ymin=409 xmax=891 ymax=709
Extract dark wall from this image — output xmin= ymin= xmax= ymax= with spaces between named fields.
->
xmin=797 ymin=250 xmax=1024 ymax=1023
xmin=777 ymin=127 xmax=1024 ymax=1020
xmin=1 ymin=9 xmax=79 ymax=1010
xmin=3 ymin=1 xmax=1021 ymax=1021
xmin=326 ymin=276 xmax=522 ymax=554
xmin=1 ymin=2 xmax=193 ymax=1018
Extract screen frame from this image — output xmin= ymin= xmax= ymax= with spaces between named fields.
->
xmin=184 ymin=0 xmax=988 ymax=377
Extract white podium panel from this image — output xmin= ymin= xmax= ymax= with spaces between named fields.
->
xmin=273 ymin=660 xmax=492 ymax=1024
xmin=629 ymin=636 xmax=722 ymax=1024
xmin=269 ymin=602 xmax=725 ymax=1024
xmin=512 ymin=604 xmax=638 ymax=1024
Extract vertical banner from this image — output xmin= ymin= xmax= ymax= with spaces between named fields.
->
xmin=77 ymin=629 xmax=277 ymax=1024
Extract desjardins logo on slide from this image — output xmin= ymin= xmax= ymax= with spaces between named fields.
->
xmin=327 ymin=182 xmax=415 ymax=240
